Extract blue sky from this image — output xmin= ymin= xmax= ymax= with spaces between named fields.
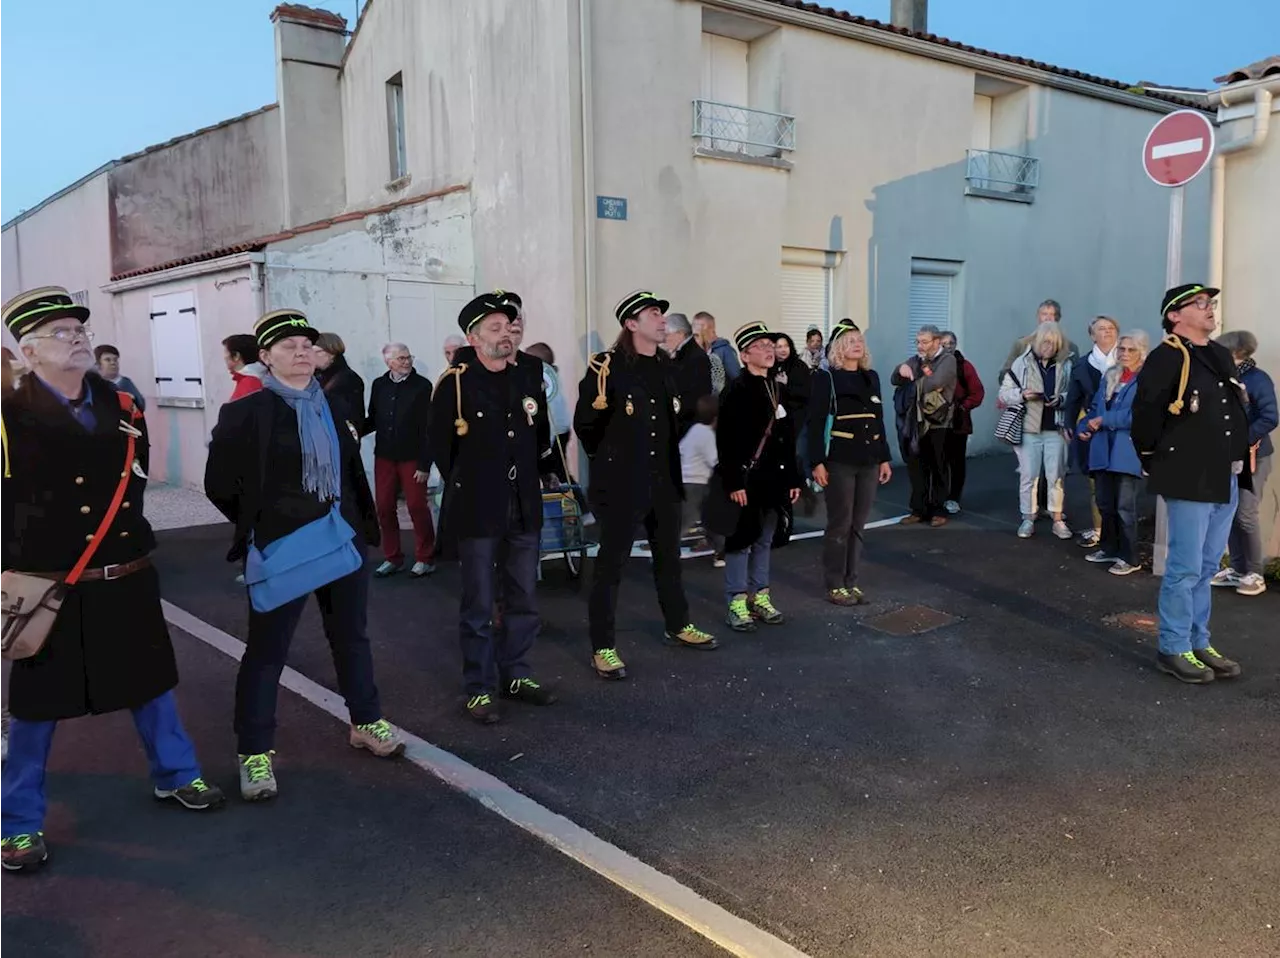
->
xmin=2 ymin=0 xmax=1276 ymax=222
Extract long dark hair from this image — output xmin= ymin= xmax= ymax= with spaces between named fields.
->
xmin=773 ymin=333 xmax=803 ymax=374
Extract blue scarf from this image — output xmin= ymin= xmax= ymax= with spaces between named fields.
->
xmin=263 ymin=373 xmax=342 ymax=502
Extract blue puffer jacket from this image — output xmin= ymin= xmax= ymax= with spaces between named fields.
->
xmin=1239 ymin=364 xmax=1277 ymax=459
xmin=1086 ymin=370 xmax=1143 ymax=477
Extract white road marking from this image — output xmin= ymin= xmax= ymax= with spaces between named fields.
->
xmin=161 ymin=599 xmax=812 ymax=958
xmin=625 ymin=513 xmax=913 ymax=558
xmin=1151 ymin=137 xmax=1204 ymax=160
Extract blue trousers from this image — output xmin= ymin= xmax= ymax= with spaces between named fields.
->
xmin=725 ymin=509 xmax=779 ymax=604
xmin=1158 ymin=485 xmax=1238 ymax=655
xmin=2 ymin=690 xmax=201 ymax=838
xmin=457 ymin=531 xmax=540 ymax=695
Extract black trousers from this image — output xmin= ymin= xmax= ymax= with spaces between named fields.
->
xmin=589 ymin=486 xmax=689 ymax=651
xmin=822 ymin=462 xmax=880 ymax=592
xmin=1094 ymin=470 xmax=1140 ymax=564
xmin=457 ymin=530 xmax=539 ymax=695
xmin=906 ymin=429 xmax=948 ymax=519
xmin=944 ymin=431 xmax=969 ymax=504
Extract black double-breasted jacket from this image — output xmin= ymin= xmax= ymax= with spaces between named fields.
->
xmin=3 ymin=372 xmax=177 ymax=720
xmin=427 ymin=357 xmax=552 ymax=546
xmin=204 ymin=388 xmax=379 ymax=561
xmin=1132 ymin=335 xmax=1252 ymax=504
xmin=573 ymin=348 xmax=684 ymax=518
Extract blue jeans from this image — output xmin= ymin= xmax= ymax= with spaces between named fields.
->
xmin=725 ymin=509 xmax=778 ymax=603
xmin=457 ymin=530 xmax=540 ymax=695
xmin=1158 ymin=485 xmax=1239 ymax=655
xmin=2 ymin=691 xmax=201 ymax=838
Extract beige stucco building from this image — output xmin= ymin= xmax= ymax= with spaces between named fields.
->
xmin=4 ymin=0 xmax=1219 ymax=490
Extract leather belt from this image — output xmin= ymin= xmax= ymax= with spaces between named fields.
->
xmin=33 ymin=556 xmax=152 ymax=583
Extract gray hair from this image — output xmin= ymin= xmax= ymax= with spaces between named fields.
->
xmin=1217 ymin=329 xmax=1257 ymax=359
xmin=666 ymin=312 xmax=692 ymax=335
xmin=382 ymin=342 xmax=410 ymax=358
xmin=1032 ymin=322 xmax=1064 ymax=356
xmin=917 ymin=324 xmax=942 ymax=339
xmin=1039 ymin=299 xmax=1062 ymax=321
xmin=1089 ymin=315 xmax=1119 ymax=338
xmin=442 ymin=334 xmax=464 ymax=349
xmin=1118 ymin=329 xmax=1150 ymax=358
xmin=939 ymin=329 xmax=957 ymax=345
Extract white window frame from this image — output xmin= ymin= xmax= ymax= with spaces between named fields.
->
xmin=148 ymin=289 xmax=205 ymax=408
xmin=386 ymin=72 xmax=407 ymax=182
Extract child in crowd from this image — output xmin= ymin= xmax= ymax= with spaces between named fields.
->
xmin=680 ymin=394 xmax=725 ymax=566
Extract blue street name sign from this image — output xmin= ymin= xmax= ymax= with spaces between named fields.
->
xmin=596 ymin=196 xmax=627 ymax=221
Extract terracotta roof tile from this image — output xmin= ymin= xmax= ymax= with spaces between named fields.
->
xmin=110 ymin=242 xmax=264 ymax=282
xmin=759 ymin=0 xmax=1200 ymax=107
xmin=269 ymin=4 xmax=347 ymax=30
xmin=1214 ymin=55 xmax=1280 ymax=86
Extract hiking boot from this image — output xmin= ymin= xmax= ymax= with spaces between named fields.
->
xmin=373 ymin=560 xmax=402 ymax=577
xmin=1051 ymin=520 xmax=1073 ymax=540
xmin=726 ymin=595 xmax=756 ymax=632
xmin=827 ymin=587 xmax=866 ymax=607
xmin=1156 ymin=651 xmax=1215 ymax=684
xmin=592 ymin=648 xmax=628 ymax=680
xmin=409 ymin=561 xmax=436 ymax=577
xmin=1017 ymin=519 xmax=1034 ymax=538
xmin=665 ymin=624 xmax=719 ymax=650
xmin=1235 ymin=573 xmax=1267 ymax=597
xmin=350 ymin=719 xmax=406 ymax=757
xmin=749 ymin=589 xmax=785 ymax=624
xmin=466 ymin=693 xmax=500 ymax=725
xmin=1 ymin=833 xmax=48 ymax=872
xmin=501 ymin=677 xmax=558 ymax=706
xmin=1109 ymin=560 xmax=1141 ymax=576
xmin=1210 ymin=568 xmax=1241 ymax=588
xmin=239 ymin=752 xmax=278 ymax=802
xmin=1195 ymin=646 xmax=1241 ymax=678
xmin=1084 ymin=549 xmax=1117 ymax=564
xmin=154 ymin=777 xmax=227 ymax=810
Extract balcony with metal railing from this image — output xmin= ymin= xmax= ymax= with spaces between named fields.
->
xmin=965 ymin=149 xmax=1040 ymax=202
xmin=692 ymin=99 xmax=796 ymax=162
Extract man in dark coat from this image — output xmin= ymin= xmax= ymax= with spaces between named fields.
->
xmin=427 ymin=293 xmax=556 ymax=724
xmin=575 ymin=290 xmax=718 ymax=682
xmin=890 ymin=325 xmax=957 ymax=526
xmin=363 ymin=342 xmax=435 ymax=578
xmin=2 ymin=286 xmax=224 ymax=872
xmin=1132 ymin=284 xmax=1251 ymax=684
xmin=662 ymin=312 xmax=713 ymax=439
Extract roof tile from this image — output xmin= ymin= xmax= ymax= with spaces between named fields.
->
xmin=1214 ymin=55 xmax=1280 ymax=86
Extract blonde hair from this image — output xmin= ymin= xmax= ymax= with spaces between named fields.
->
xmin=828 ymin=328 xmax=872 ymax=371
xmin=1031 ymin=322 xmax=1064 ymax=357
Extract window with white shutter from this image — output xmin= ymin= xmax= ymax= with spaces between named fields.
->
xmin=149 ymin=290 xmax=204 ymax=405
xmin=907 ymin=259 xmax=963 ymax=352
xmin=779 ymin=263 xmax=831 ymax=346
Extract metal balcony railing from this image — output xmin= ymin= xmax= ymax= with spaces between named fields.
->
xmin=965 ymin=149 xmax=1040 ymax=197
xmin=693 ymin=99 xmax=796 ymax=156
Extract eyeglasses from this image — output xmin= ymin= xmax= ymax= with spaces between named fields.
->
xmin=1180 ymin=296 xmax=1217 ymax=310
xmin=390 ymin=354 xmax=413 ymax=362
xmin=1116 ymin=345 xmax=1140 ymax=353
xmin=28 ymin=325 xmax=94 ymax=343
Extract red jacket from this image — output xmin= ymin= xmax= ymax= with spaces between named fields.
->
xmin=951 ymin=352 xmax=985 ymax=436
xmin=229 ymin=367 xmax=265 ymax=401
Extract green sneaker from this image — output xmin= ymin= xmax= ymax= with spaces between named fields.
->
xmin=749 ymin=589 xmax=784 ymax=624
xmin=1 ymin=832 xmax=48 ymax=872
xmin=664 ymin=624 xmax=719 ymax=649
xmin=238 ymin=752 xmax=279 ymax=802
xmin=154 ymin=777 xmax=227 ymax=810
xmin=501 ymin=677 xmax=558 ymax=706
xmin=350 ymin=719 xmax=406 ymax=757
xmin=592 ymin=648 xmax=628 ymax=680
xmin=466 ymin=693 xmax=500 ymax=725
xmin=725 ymin=595 xmax=756 ymax=632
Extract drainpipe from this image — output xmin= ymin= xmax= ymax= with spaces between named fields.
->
xmin=578 ymin=0 xmax=596 ymax=356
xmin=1206 ymin=80 xmax=1277 ymax=328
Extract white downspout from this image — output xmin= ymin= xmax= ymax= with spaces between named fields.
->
xmin=1206 ymin=81 xmax=1276 ymax=328
xmin=578 ymin=0 xmax=596 ymax=353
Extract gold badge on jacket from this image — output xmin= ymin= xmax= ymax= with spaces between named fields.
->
xmin=522 ymin=396 xmax=537 ymax=426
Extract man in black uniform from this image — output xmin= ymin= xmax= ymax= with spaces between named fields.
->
xmin=1132 ymin=284 xmax=1251 ymax=683
xmin=428 ymin=293 xmax=556 ymax=723
xmin=2 ymin=286 xmax=224 ymax=872
xmin=574 ymin=290 xmax=717 ymax=681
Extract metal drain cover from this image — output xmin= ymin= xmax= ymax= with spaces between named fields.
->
xmin=864 ymin=605 xmax=958 ymax=636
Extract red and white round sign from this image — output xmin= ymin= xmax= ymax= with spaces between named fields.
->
xmin=1142 ymin=109 xmax=1215 ymax=187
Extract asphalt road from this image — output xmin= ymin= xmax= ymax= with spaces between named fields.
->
xmin=5 ymin=457 xmax=1277 ymax=957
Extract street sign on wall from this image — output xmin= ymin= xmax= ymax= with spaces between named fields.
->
xmin=596 ymin=196 xmax=627 ymax=220
xmin=1142 ymin=109 xmax=1215 ymax=187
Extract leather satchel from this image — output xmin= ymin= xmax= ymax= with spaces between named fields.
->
xmin=2 ymin=393 xmax=140 ymax=661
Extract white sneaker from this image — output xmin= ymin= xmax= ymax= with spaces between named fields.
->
xmin=1210 ymin=568 xmax=1241 ymax=588
xmin=1109 ymin=560 xmax=1141 ymax=576
xmin=1084 ymin=549 xmax=1117 ymax=564
xmin=1017 ymin=519 xmax=1034 ymax=539
xmin=409 ymin=561 xmax=436 ymax=577
xmin=1051 ymin=520 xmax=1073 ymax=540
xmin=944 ymin=500 xmax=960 ymax=515
xmin=1076 ymin=529 xmax=1100 ymax=548
xmin=1235 ymin=573 xmax=1267 ymax=596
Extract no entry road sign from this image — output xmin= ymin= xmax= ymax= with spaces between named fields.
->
xmin=1143 ymin=109 xmax=1215 ymax=187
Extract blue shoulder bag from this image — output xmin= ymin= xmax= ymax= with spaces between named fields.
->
xmin=243 ymin=506 xmax=362 ymax=613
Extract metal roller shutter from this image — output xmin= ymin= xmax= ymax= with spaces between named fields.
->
xmin=907 ymin=273 xmax=951 ymax=352
xmin=779 ymin=263 xmax=830 ymax=346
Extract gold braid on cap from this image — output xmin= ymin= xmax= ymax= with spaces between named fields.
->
xmin=589 ymin=352 xmax=612 ymax=410
xmin=435 ymin=364 xmax=471 ymax=435
xmin=1161 ymin=334 xmax=1191 ymax=415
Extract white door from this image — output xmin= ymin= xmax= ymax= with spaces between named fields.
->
xmin=779 ymin=263 xmax=831 ymax=347
xmin=387 ymin=280 xmax=475 ymax=382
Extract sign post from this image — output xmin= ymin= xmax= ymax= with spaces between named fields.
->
xmin=1142 ymin=109 xmax=1215 ymax=575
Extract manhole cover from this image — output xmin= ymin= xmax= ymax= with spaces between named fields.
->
xmin=1104 ymin=611 xmax=1158 ymax=635
xmin=864 ymin=605 xmax=959 ymax=636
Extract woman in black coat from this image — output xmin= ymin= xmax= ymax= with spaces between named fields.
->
xmin=314 ymin=332 xmax=366 ymax=429
xmin=205 ymin=310 xmax=400 ymax=804
xmin=707 ymin=323 xmax=801 ymax=632
xmin=773 ymin=332 xmax=817 ymax=515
